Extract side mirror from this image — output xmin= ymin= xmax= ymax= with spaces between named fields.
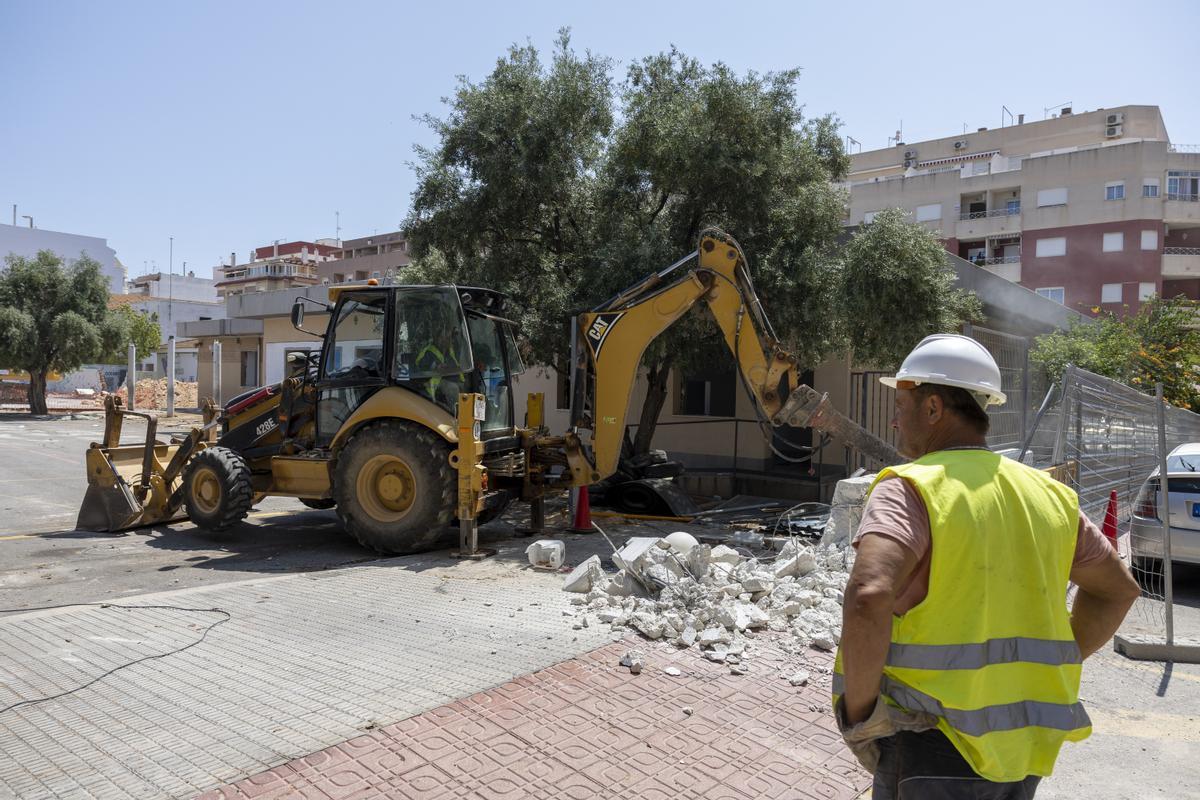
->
xmin=290 ymin=300 xmax=304 ymax=330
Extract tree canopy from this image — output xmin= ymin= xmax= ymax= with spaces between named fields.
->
xmin=0 ymin=250 xmax=154 ymax=413
xmin=404 ymin=32 xmax=978 ymax=451
xmin=1031 ymin=296 xmax=1200 ymax=410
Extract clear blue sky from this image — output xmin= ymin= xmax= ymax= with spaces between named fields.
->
xmin=2 ymin=0 xmax=1196 ymax=282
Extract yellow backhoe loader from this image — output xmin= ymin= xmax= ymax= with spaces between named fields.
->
xmin=77 ymin=229 xmax=900 ymax=555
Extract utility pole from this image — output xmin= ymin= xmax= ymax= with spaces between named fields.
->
xmin=336 ymin=210 xmax=341 ymax=243
xmin=168 ymin=236 xmax=174 ymax=334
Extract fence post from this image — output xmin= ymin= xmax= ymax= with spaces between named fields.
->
xmin=212 ymin=340 xmax=223 ymax=406
xmin=1156 ymin=382 xmax=1174 ymax=647
xmin=166 ymin=336 xmax=176 ymax=417
xmin=1020 ymin=342 xmax=1030 ymax=444
xmin=1052 ymin=365 xmax=1075 ymax=465
xmin=126 ymin=343 xmax=136 ymax=411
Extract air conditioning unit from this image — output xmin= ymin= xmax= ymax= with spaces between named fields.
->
xmin=954 ymin=140 xmax=967 ymax=150
xmin=1106 ymin=112 xmax=1124 ymax=126
xmin=904 ymin=150 xmax=916 ymax=159
xmin=1106 ymin=124 xmax=1123 ymax=138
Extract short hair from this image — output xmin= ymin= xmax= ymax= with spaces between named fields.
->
xmin=913 ymin=383 xmax=991 ymax=435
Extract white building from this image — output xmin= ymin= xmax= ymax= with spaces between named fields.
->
xmin=0 ymin=222 xmax=125 ymax=294
xmin=121 ymin=271 xmax=225 ymax=381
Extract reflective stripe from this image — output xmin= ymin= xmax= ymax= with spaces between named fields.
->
xmin=829 ymin=673 xmax=1090 ymax=737
xmin=887 ymin=638 xmax=1082 ymax=670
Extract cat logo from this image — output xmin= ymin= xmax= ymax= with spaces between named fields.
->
xmin=255 ymin=418 xmax=278 ymax=438
xmin=584 ymin=312 xmax=624 ymax=359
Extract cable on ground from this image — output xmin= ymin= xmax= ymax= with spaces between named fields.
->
xmin=0 ymin=602 xmax=230 ymax=716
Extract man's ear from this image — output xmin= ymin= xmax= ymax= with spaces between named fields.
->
xmin=924 ymin=391 xmax=945 ymax=422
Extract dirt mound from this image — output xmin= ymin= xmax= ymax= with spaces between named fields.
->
xmin=113 ymin=378 xmax=199 ymax=409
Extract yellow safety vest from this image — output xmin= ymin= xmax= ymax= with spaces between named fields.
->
xmin=416 ymin=344 xmax=459 ymax=401
xmin=833 ymin=450 xmax=1091 ymax=782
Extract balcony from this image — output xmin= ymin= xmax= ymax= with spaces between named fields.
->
xmin=957 ymin=206 xmax=1021 ymax=240
xmin=1163 ymin=247 xmax=1200 ymax=279
xmin=972 ymin=255 xmax=1021 ymax=283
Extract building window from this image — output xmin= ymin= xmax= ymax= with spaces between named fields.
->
xmin=916 ymin=203 xmax=942 ymax=222
xmin=1105 ymin=182 xmax=1125 ymax=201
xmin=1101 ymin=284 xmax=1123 ymax=303
xmin=1035 ymin=237 xmax=1067 ymax=258
xmin=1037 ymin=188 xmax=1068 ymax=207
xmin=863 ymin=211 xmax=879 ymax=224
xmin=1102 ymin=232 xmax=1124 ymax=252
xmin=1167 ymin=170 xmax=1200 ymax=200
xmin=1143 ymin=179 xmax=1160 ymax=198
xmin=678 ymin=370 xmax=736 ymax=417
xmin=1035 ymin=287 xmax=1065 ymax=304
xmin=1006 ymin=199 xmax=1020 ymax=215
xmin=240 ymin=351 xmax=258 ymax=386
xmin=1141 ymin=230 xmax=1159 ymax=251
xmin=1139 ymin=283 xmax=1157 ymax=301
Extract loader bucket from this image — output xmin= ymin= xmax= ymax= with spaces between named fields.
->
xmin=75 ymin=396 xmax=203 ymax=532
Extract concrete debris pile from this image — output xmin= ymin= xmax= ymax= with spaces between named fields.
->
xmin=113 ymin=379 xmax=199 ymax=409
xmin=563 ymin=532 xmax=853 ymax=669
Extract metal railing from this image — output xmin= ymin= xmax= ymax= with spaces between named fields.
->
xmin=1164 ymin=247 xmax=1200 ymax=256
xmin=1166 ymin=192 xmax=1199 ymax=202
xmin=958 ymin=206 xmax=1021 ymax=221
xmin=978 ymin=255 xmax=1021 ymax=266
xmin=1168 ymin=144 xmax=1200 ymax=153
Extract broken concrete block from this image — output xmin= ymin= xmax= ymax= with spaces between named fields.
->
xmin=710 ymin=545 xmax=742 ymax=566
xmin=730 ymin=665 xmax=747 ymax=675
xmin=562 ymin=555 xmax=606 ymax=593
xmin=664 ymin=666 xmax=682 ymax=677
xmin=525 ymin=539 xmax=565 ymax=570
xmin=631 ymin=611 xmax=665 ymax=640
xmin=715 ymin=601 xmax=769 ymax=632
xmin=811 ymin=631 xmax=837 ymax=651
xmin=620 ymin=650 xmax=645 ymax=674
xmin=704 ymin=645 xmax=728 ymax=663
xmin=612 ymin=537 xmax=664 ymax=571
xmin=821 ymin=474 xmax=875 ymax=546
xmin=788 ymin=670 xmax=811 ymax=687
xmin=679 ymin=626 xmax=697 ymax=647
xmin=699 ymin=627 xmax=731 ymax=646
xmin=683 ymin=706 xmax=694 ymax=716
xmin=604 ymin=571 xmax=640 ymax=597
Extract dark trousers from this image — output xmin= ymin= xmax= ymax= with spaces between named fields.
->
xmin=873 ymin=729 xmax=1041 ymax=799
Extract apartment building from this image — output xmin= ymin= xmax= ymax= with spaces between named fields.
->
xmin=845 ymin=105 xmax=1200 ymax=313
xmin=214 ymin=240 xmax=338 ymax=299
xmin=0 ymin=221 xmax=125 ymax=294
xmin=325 ymin=230 xmax=412 ymax=283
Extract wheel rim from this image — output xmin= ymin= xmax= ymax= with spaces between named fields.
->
xmin=356 ymin=454 xmax=417 ymax=522
xmin=191 ymin=467 xmax=222 ymax=515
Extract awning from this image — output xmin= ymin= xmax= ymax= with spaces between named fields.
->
xmin=919 ymin=150 xmax=1000 ymax=168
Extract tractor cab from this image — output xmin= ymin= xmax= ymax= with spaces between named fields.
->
xmin=298 ymin=284 xmax=524 ymax=446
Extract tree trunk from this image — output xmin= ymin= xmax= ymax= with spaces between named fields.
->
xmin=632 ymin=356 xmax=674 ymax=456
xmin=28 ymin=370 xmax=48 ymax=415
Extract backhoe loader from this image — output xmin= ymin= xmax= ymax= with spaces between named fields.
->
xmin=77 ymin=229 xmax=901 ymax=555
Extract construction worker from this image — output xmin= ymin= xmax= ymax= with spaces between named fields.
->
xmin=834 ymin=334 xmax=1140 ymax=798
xmin=415 ymin=328 xmax=464 ymax=405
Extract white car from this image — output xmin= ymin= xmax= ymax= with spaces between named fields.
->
xmin=1130 ymin=443 xmax=1200 ymax=566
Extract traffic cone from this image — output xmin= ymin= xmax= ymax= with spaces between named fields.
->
xmin=1102 ymin=489 xmax=1119 ymax=550
xmin=571 ymin=485 xmax=593 ymax=533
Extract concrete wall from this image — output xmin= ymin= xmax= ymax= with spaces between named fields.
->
xmin=193 ymin=336 xmax=263 ymax=405
xmin=128 ymin=273 xmax=219 ymax=303
xmin=0 ymin=223 xmax=124 ymax=293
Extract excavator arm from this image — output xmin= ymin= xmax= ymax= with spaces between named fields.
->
xmin=559 ymin=229 xmax=902 ymax=486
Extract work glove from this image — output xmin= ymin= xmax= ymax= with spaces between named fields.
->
xmin=835 ymin=695 xmax=939 ymax=773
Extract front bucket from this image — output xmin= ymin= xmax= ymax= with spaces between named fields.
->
xmin=75 ymin=483 xmax=143 ymax=532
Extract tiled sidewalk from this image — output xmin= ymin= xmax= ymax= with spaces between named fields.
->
xmin=200 ymin=638 xmax=869 ymax=799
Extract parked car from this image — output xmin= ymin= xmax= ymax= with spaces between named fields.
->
xmin=1130 ymin=443 xmax=1200 ymax=566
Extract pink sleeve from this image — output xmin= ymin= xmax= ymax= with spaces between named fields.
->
xmin=853 ymin=476 xmax=931 ymax=561
xmin=1074 ymin=510 xmax=1113 ymax=568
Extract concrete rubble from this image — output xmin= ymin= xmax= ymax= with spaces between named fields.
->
xmin=563 ymin=529 xmax=857 ymax=673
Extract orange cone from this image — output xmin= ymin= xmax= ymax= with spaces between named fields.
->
xmin=571 ymin=486 xmax=592 ymax=533
xmin=1102 ymin=489 xmax=1119 ymax=550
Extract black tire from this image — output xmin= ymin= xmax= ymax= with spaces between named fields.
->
xmin=182 ymin=446 xmax=254 ymax=532
xmin=299 ymin=498 xmax=336 ymax=510
xmin=333 ymin=420 xmax=455 ymax=554
xmin=477 ymin=493 xmax=515 ymax=526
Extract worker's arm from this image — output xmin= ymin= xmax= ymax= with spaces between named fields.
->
xmin=1069 ymin=546 xmax=1141 ymax=658
xmin=841 ymin=533 xmax=918 ymax=725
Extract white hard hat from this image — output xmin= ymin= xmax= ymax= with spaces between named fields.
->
xmin=880 ymin=334 xmax=1006 ymax=408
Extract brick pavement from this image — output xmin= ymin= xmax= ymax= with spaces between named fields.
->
xmin=200 ymin=637 xmax=870 ymax=800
